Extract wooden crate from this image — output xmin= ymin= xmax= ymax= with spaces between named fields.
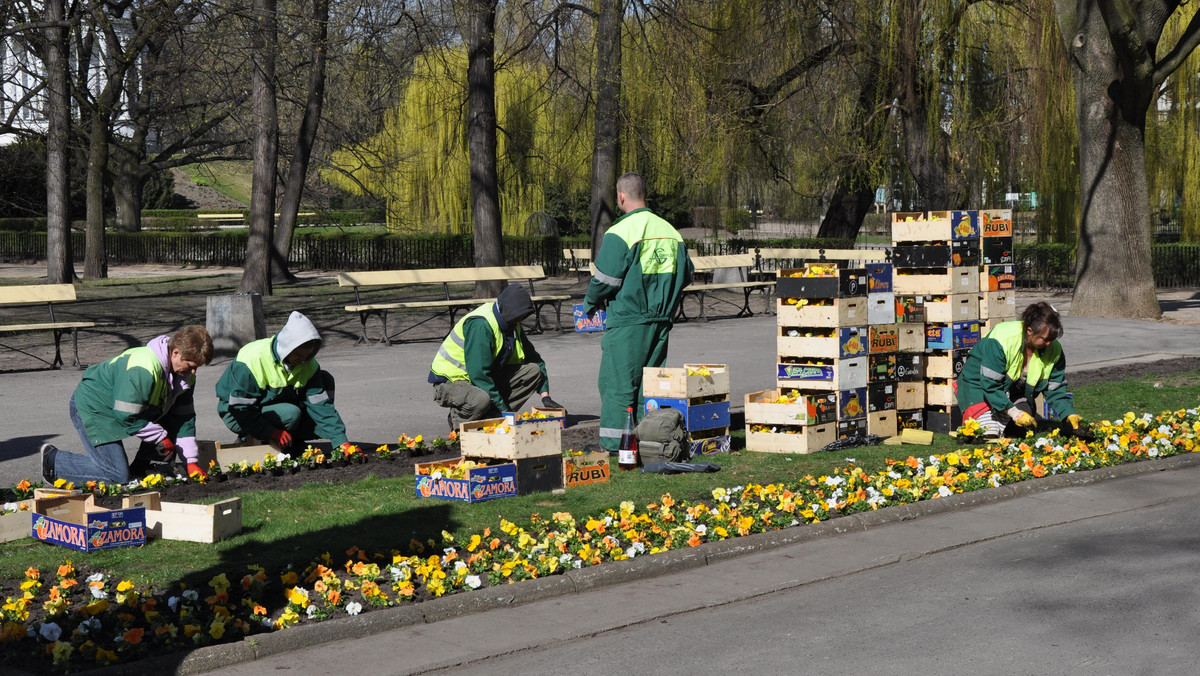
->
xmin=562 ymin=452 xmax=610 ymax=489
xmin=869 ymin=324 xmax=900 ymax=354
xmin=925 ymin=379 xmax=956 ymax=406
xmin=867 ymin=410 xmax=898 ymax=438
xmin=923 ymin=294 xmax=979 ymax=323
xmin=195 ymin=440 xmax=333 ymax=471
xmin=897 ymin=324 xmax=925 ymax=352
xmin=980 ymin=209 xmax=1013 ymax=237
xmin=745 ymin=422 xmax=836 ymax=454
xmin=776 ymin=297 xmax=866 ymax=327
xmin=980 ymin=265 xmax=1016 ymax=291
xmin=122 ymin=492 xmax=242 ymax=543
xmin=744 ymin=389 xmax=837 ymax=427
xmin=980 ymin=290 xmax=1017 ymax=319
xmin=460 ymin=418 xmax=561 ymax=460
xmin=0 ymin=488 xmax=83 ymax=544
xmin=896 ymin=381 xmax=926 ymax=409
xmin=926 ymin=350 xmax=969 ymax=379
xmin=778 ymin=326 xmax=867 ymax=360
xmin=867 ymin=293 xmax=896 ymax=324
xmin=776 ymin=357 xmax=867 ymax=391
xmin=642 ymin=364 xmax=730 ymax=398
xmin=893 ymin=267 xmax=980 ymax=296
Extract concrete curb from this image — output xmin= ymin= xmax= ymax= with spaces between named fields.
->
xmin=47 ymin=453 xmax=1200 ymax=676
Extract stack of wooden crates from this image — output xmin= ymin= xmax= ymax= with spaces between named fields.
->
xmin=642 ymin=365 xmax=732 ymax=456
xmin=891 ymin=209 xmax=1017 ymax=433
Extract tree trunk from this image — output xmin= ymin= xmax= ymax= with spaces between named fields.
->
xmin=240 ymin=0 xmax=279 ymax=295
xmin=84 ymin=111 xmax=109 ymax=278
xmin=1058 ymin=2 xmax=1159 ymax=319
xmin=272 ymin=0 xmax=330 ymax=285
xmin=113 ymin=161 xmax=146 ymax=233
xmin=817 ymin=172 xmax=874 ymax=240
xmin=44 ymin=0 xmax=74 ymax=284
xmin=464 ymin=0 xmax=504 ymax=298
xmin=588 ymin=0 xmax=622 ymax=259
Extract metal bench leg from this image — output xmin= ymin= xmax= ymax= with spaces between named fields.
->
xmin=738 ymin=288 xmax=754 ymax=318
xmin=71 ymin=327 xmax=82 ymax=368
xmin=699 ymin=292 xmax=710 ymax=321
xmin=554 ymin=301 xmax=563 ymax=332
xmin=379 ymin=310 xmax=392 ymax=345
xmin=50 ymin=329 xmax=64 ymax=369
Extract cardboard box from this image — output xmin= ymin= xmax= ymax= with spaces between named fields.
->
xmin=982 ymin=237 xmax=1014 ymax=265
xmin=868 ymin=382 xmax=897 ymax=412
xmin=923 ymin=294 xmax=980 ymax=323
xmin=778 ymin=325 xmax=868 ymax=360
xmin=776 ymin=358 xmax=867 ymax=391
xmin=644 ymin=396 xmax=731 ymax=432
xmin=744 ymin=389 xmax=837 ymax=426
xmin=869 ymin=324 xmax=900 ymax=354
xmin=980 ymin=209 xmax=1013 ymax=237
xmin=898 ymin=324 xmax=926 ymax=352
xmin=414 ymin=458 xmax=517 ymax=503
xmin=949 ymin=210 xmax=981 ymax=240
xmin=893 ymin=267 xmax=980 ymax=296
xmin=562 ymin=452 xmax=610 ymax=489
xmin=0 ymin=488 xmax=81 ymax=544
xmin=32 ymin=494 xmax=146 ymax=552
xmin=745 ymin=422 xmax=836 ymax=454
xmin=895 ymin=295 xmax=927 ymax=323
xmin=572 ymin=304 xmax=606 ymax=332
xmin=866 ymin=263 xmax=893 ymax=294
xmin=121 ymin=492 xmax=242 ymax=543
xmin=689 ymin=429 xmax=731 ymax=457
xmin=642 ymin=364 xmax=730 ymax=398
xmin=897 ymin=409 xmax=925 ymax=431
xmin=926 ymin=349 xmax=969 ymax=379
xmin=837 ymin=419 xmax=868 ymax=439
xmin=776 ymin=267 xmax=868 ymax=298
xmin=892 ymin=241 xmax=979 ymax=268
xmin=503 ymin=407 xmax=567 ymax=428
xmin=925 ymin=378 xmax=956 ymax=406
xmin=513 ymin=456 xmax=563 ymax=495
xmin=867 ymin=410 xmax=898 ymax=438
xmin=924 ymin=406 xmax=963 ymax=434
xmin=776 ymin=297 xmax=865 ymax=327
xmin=868 ymin=353 xmax=898 ymax=383
xmin=982 ymin=265 xmax=1016 ymax=291
xmin=895 ymin=352 xmax=926 ymax=381
xmin=838 ymin=387 xmax=867 ymax=420
xmin=460 ymin=419 xmax=562 ymax=460
xmin=867 ymin=293 xmax=896 ymax=324
xmin=980 ymin=291 xmax=1017 ymax=320
xmin=896 ymin=381 xmax=926 ymax=409
xmin=926 ymin=321 xmax=982 ymax=351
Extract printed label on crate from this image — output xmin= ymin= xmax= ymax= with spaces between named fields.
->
xmin=32 ymin=506 xmax=146 ymax=552
xmin=926 ymin=321 xmax=981 ymax=351
xmin=572 ymin=304 xmax=606 ymax=332
xmin=895 ymin=295 xmax=927 ymax=323
xmin=839 ymin=327 xmax=868 ymax=358
xmin=415 ymin=462 xmax=518 ymax=503
xmin=645 ymin=397 xmax=731 ymax=432
xmin=897 ymin=410 xmax=925 ymax=430
xmin=985 ymin=265 xmax=1015 ymax=291
xmin=982 ymin=237 xmax=1014 ymax=265
xmin=837 ymin=419 xmax=868 ymax=439
xmin=895 ymin=354 xmax=926 ymax=381
xmin=950 ymin=210 xmax=980 ymax=239
xmin=690 ymin=434 xmax=731 ymax=457
xmin=563 ymin=455 xmax=611 ymax=488
xmin=868 ymin=354 xmax=897 ymax=382
xmin=866 ymin=264 xmax=893 ymax=293
xmin=981 ymin=210 xmax=1013 ymax=237
xmin=777 ymin=363 xmax=834 ymax=382
xmin=838 ymin=388 xmax=867 ymax=420
xmin=869 ymin=325 xmax=899 ymax=353
xmin=868 ymin=383 xmax=897 ymax=412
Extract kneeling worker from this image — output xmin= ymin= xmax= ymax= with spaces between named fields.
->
xmin=957 ymin=301 xmax=1085 ymax=439
xmin=430 ymin=284 xmax=562 ymax=429
xmin=216 ymin=311 xmax=351 ymax=452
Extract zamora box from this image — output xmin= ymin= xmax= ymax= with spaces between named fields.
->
xmin=32 ymin=494 xmax=146 ymax=552
xmin=414 ymin=458 xmax=518 ymax=503
xmin=122 ymin=492 xmax=242 ymax=543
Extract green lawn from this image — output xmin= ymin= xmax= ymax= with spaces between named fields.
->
xmin=3 ymin=368 xmax=1197 ymax=591
xmin=181 ymin=161 xmax=254 ymax=206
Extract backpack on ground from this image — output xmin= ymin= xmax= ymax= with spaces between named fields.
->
xmin=636 ymin=408 xmax=690 ymax=463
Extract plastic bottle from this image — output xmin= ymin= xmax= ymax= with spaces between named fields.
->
xmin=618 ymin=407 xmax=641 ymax=471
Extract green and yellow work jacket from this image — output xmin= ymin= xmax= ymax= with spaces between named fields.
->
xmin=582 ymin=208 xmax=693 ymax=328
xmin=73 ymin=345 xmax=197 ymax=445
xmin=957 ymin=320 xmax=1076 ymax=417
xmin=430 ymin=303 xmax=548 ymax=411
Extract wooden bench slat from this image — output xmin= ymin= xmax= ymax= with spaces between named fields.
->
xmin=0 ymin=284 xmax=78 ymax=305
xmin=0 ymin=321 xmax=95 ymax=332
xmin=338 ymin=265 xmax=546 ymax=288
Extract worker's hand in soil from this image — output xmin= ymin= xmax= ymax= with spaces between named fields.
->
xmin=187 ymin=462 xmax=208 ymax=481
xmin=1009 ymin=408 xmax=1037 ymax=428
xmin=541 ymin=395 xmax=564 ymax=412
xmin=270 ymin=429 xmax=293 ymax=448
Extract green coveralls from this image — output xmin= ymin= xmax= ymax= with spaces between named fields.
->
xmin=957 ymin=320 xmax=1077 ymax=418
xmin=583 ymin=207 xmax=693 ymax=450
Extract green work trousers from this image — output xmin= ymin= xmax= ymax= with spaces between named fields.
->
xmin=598 ymin=321 xmax=673 ymax=451
xmin=433 ymin=362 xmax=545 ymax=429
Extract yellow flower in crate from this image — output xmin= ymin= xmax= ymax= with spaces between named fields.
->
xmin=686 ymin=366 xmax=711 ymax=376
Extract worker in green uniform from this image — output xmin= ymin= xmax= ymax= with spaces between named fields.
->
xmin=430 ymin=284 xmax=561 ymax=429
xmin=41 ymin=325 xmax=215 ymax=485
xmin=957 ymin=301 xmax=1085 ymax=439
xmin=583 ymin=171 xmax=693 ymax=452
xmin=215 ymin=311 xmax=351 ymax=452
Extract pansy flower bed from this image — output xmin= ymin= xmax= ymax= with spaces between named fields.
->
xmin=2 ymin=409 xmax=1199 ymax=672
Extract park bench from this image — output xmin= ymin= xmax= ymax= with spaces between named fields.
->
xmin=563 ymin=248 xmax=596 ymax=280
xmin=337 ymin=265 xmax=572 ymax=344
xmin=197 ymin=212 xmax=316 ymax=228
xmin=0 ymin=284 xmax=94 ymax=369
xmin=679 ymin=253 xmax=776 ymax=321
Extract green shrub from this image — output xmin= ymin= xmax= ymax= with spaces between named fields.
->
xmin=0 ymin=217 xmax=45 ymax=232
xmin=722 ymin=208 xmax=751 ymax=234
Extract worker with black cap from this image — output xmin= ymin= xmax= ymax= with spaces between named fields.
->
xmin=429 ymin=284 xmax=562 ymax=429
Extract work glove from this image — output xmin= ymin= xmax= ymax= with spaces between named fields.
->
xmin=157 ymin=437 xmax=176 ymax=457
xmin=270 ymin=429 xmax=293 ymax=449
xmin=1008 ymin=407 xmax=1037 ymax=428
xmin=339 ymin=442 xmax=356 ymax=457
xmin=1067 ymin=414 xmax=1083 ymax=429
xmin=541 ymin=395 xmax=564 ymax=411
xmin=186 ymin=462 xmax=208 ymax=481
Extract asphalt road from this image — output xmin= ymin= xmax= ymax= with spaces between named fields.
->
xmin=207 ymin=458 xmax=1200 ymax=676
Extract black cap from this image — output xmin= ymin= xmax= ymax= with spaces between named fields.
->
xmin=497 ymin=285 xmax=534 ymax=324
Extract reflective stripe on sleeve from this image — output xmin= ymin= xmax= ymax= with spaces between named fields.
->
xmin=980 ymin=365 xmax=1005 ymax=381
xmin=593 ymin=268 xmax=623 ymax=287
xmin=308 ymin=392 xmax=330 ymax=405
xmin=227 ymin=396 xmax=257 ymax=406
xmin=599 ymin=426 xmax=624 ymax=440
xmin=113 ymin=399 xmax=144 ymax=414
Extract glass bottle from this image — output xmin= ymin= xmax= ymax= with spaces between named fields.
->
xmin=618 ymin=406 xmax=641 ymax=471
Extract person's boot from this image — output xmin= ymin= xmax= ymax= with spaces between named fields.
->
xmin=40 ymin=444 xmax=58 ymax=484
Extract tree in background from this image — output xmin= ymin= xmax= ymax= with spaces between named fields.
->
xmin=239 ymin=0 xmax=279 ymax=295
xmin=588 ymin=0 xmax=622 ymax=257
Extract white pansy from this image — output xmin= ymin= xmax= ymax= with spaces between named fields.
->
xmin=694 ymin=524 xmax=707 ymax=535
xmin=182 ymin=589 xmax=199 ymax=601
xmin=306 ymin=604 xmax=318 ymax=618
xmin=465 ymin=575 xmax=482 ymax=590
xmin=39 ymin=622 xmax=62 ymax=642
xmin=345 ymin=601 xmax=362 ymax=615
xmin=87 ymin=573 xmax=105 ymax=583
xmin=938 ymin=486 xmax=953 ymax=497
xmin=167 ymin=596 xmax=179 ymax=611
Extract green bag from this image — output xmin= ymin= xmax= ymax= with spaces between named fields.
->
xmin=636 ymin=408 xmax=690 ymax=463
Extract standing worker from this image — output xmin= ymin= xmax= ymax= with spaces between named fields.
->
xmin=957 ymin=301 xmax=1086 ymax=439
xmin=215 ymin=311 xmax=352 ymax=452
xmin=583 ymin=171 xmax=693 ymax=452
xmin=41 ymin=325 xmax=215 ymax=485
xmin=430 ymin=284 xmax=562 ymax=429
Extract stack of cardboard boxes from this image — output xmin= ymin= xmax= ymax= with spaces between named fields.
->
xmin=642 ymin=364 xmax=732 ymax=456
